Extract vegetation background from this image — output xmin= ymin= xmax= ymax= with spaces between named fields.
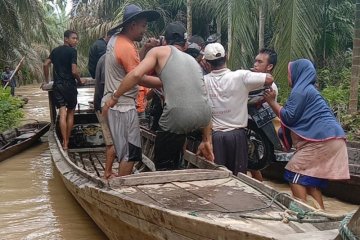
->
xmin=0 ymin=0 xmax=359 ymax=139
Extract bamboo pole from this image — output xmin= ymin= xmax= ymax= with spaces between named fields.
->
xmin=3 ymin=56 xmax=25 ymax=90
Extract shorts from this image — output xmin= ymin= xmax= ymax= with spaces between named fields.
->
xmin=154 ymin=129 xmax=186 ymax=170
xmin=95 ymin=110 xmax=113 ymax=146
xmin=107 ymin=108 xmax=142 ymax=162
xmin=284 ymin=170 xmax=328 ymax=189
xmin=53 ymin=83 xmax=78 ymax=109
xmin=212 ymin=128 xmax=248 ymax=175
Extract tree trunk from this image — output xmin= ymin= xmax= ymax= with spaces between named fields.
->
xmin=258 ymin=0 xmax=265 ymax=50
xmin=227 ymin=0 xmax=232 ymax=60
xmin=187 ymin=0 xmax=192 ymax=38
xmin=349 ymin=0 xmax=360 ymax=114
xmin=217 ymin=16 xmax=221 ymax=43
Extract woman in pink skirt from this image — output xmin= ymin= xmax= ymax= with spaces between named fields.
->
xmin=264 ymin=59 xmax=349 ymax=209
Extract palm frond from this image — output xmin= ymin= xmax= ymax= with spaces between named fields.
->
xmin=272 ymin=0 xmax=320 ymax=101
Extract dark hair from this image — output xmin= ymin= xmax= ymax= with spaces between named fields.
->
xmin=189 ymin=35 xmax=205 ymax=48
xmin=167 ymin=36 xmax=186 ymax=47
xmin=259 ymin=48 xmax=277 ymax=69
xmin=64 ymin=30 xmax=77 ymax=38
xmin=206 ymin=57 xmax=226 ymax=68
xmin=185 ymin=48 xmax=201 ymax=59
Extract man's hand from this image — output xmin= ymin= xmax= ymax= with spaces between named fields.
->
xmin=101 ymin=98 xmax=117 ymax=118
xmin=77 ymin=78 xmax=86 ymax=85
xmin=145 ymin=38 xmax=160 ymax=49
xmin=200 ymin=59 xmax=211 ymax=73
xmin=196 ymin=141 xmax=214 ymax=162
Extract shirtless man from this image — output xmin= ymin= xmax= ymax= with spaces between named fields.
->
xmin=103 ymin=22 xmax=214 ymax=170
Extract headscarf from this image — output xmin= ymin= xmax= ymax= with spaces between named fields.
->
xmin=280 ymin=59 xmax=345 ymax=141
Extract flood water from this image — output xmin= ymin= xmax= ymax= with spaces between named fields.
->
xmin=0 ymin=85 xmax=106 ymax=239
xmin=0 ymin=84 xmax=358 ymax=239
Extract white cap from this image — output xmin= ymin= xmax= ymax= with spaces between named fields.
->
xmin=203 ymin=43 xmax=225 ymax=60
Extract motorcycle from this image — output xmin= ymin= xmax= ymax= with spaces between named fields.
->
xmin=246 ymin=89 xmax=293 ymax=170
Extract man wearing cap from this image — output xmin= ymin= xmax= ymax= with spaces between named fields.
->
xmin=101 ymin=4 xmax=161 ymax=177
xmin=103 ymin=21 xmax=214 ymax=171
xmin=202 ymin=43 xmax=274 ymax=176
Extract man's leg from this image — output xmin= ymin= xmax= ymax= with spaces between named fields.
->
xmin=64 ymin=108 xmax=75 ymax=150
xmin=118 ymin=161 xmax=135 ymax=176
xmin=154 ymin=131 xmax=186 ymax=170
xmin=104 ymin=145 xmax=116 ymax=178
xmin=58 ymin=106 xmax=68 ymax=149
xmin=249 ymin=170 xmax=263 ymax=182
xmin=10 ymin=86 xmax=15 ymax=96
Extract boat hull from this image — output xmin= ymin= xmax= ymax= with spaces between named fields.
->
xmin=0 ymin=121 xmax=50 ymax=162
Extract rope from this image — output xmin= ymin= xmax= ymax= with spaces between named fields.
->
xmin=338 ymin=212 xmax=358 ymax=240
xmin=188 ymin=192 xmax=286 ymax=216
xmin=188 ymin=192 xmax=352 ymax=224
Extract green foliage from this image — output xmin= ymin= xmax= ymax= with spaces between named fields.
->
xmin=341 ymin=113 xmax=360 ymax=141
xmin=0 ymin=88 xmax=24 ymax=132
xmin=318 ymin=62 xmax=360 ymax=140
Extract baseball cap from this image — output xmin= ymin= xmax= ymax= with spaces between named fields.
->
xmin=203 ymin=43 xmax=225 ymax=60
xmin=165 ymin=22 xmax=187 ymax=42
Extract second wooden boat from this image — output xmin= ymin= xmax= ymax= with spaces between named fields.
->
xmin=0 ymin=121 xmax=50 ymax=162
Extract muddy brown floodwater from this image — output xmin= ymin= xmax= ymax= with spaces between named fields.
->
xmin=0 ymin=85 xmax=358 ymax=240
xmin=0 ymin=85 xmax=106 ymax=240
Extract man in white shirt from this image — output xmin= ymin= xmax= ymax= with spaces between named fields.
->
xmin=203 ymin=43 xmax=273 ymax=175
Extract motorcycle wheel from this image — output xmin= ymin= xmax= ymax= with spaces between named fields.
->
xmin=246 ymin=120 xmax=274 ymax=170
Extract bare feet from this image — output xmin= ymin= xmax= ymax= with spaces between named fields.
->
xmin=104 ymin=172 xmax=118 ymax=180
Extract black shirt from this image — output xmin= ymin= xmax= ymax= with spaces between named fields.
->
xmin=49 ymin=45 xmax=77 ymax=86
xmin=88 ymin=38 xmax=107 ymax=79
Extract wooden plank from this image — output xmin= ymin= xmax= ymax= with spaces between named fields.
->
xmin=68 ymin=147 xmax=105 ymax=153
xmin=183 ymin=150 xmax=232 ymax=173
xmin=276 ymin=229 xmax=338 ymax=240
xmin=141 ymin=154 xmax=156 ymax=172
xmin=93 ymin=152 xmax=105 ymax=170
xmin=109 ymin=169 xmax=231 ymax=187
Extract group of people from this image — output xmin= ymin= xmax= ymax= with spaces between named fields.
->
xmin=43 ymin=4 xmax=350 ymax=210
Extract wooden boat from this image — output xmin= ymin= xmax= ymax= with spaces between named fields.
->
xmin=49 ymin=110 xmax=350 ymax=240
xmin=261 ymin=142 xmax=360 ymax=204
xmin=185 ymin=129 xmax=360 ymax=205
xmin=0 ymin=121 xmax=50 ymax=162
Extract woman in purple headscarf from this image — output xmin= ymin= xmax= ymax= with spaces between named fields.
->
xmin=264 ymin=59 xmax=349 ymax=209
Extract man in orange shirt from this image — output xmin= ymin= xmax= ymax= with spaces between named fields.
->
xmin=101 ymin=4 xmax=161 ymax=177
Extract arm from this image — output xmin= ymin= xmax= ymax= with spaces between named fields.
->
xmin=139 ymin=38 xmax=160 ymax=60
xmin=71 ymin=49 xmax=83 ymax=84
xmin=264 ymin=73 xmax=274 ymax=87
xmin=264 ymin=88 xmax=282 ymax=117
xmin=102 ymin=48 xmax=158 ymax=116
xmin=196 ymin=122 xmax=214 ymax=162
xmin=139 ymin=75 xmax=162 ymax=88
xmin=71 ymin=64 xmax=82 ymax=84
xmin=43 ymin=58 xmax=52 ymax=83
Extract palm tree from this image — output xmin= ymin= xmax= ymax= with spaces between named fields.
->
xmin=187 ymin=0 xmax=192 ymax=37
xmin=0 ymin=0 xmax=67 ymax=83
xmin=349 ymin=0 xmax=360 ymax=113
